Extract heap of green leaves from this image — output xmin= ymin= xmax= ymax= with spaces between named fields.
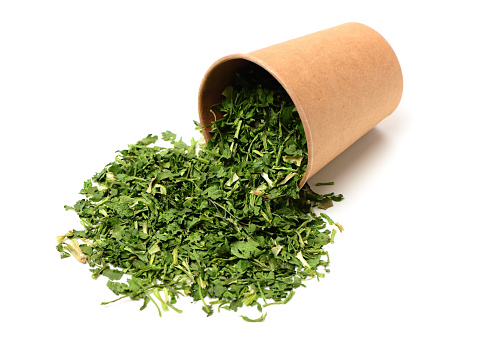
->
xmin=56 ymin=68 xmax=343 ymax=321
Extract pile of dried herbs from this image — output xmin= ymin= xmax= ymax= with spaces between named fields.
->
xmin=56 ymin=68 xmax=343 ymax=321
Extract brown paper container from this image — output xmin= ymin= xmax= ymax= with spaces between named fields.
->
xmin=198 ymin=22 xmax=403 ymax=188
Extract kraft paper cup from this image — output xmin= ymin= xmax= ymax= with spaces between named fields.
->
xmin=198 ymin=22 xmax=403 ymax=188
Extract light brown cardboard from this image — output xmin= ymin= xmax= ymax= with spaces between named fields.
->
xmin=198 ymin=22 xmax=403 ymax=188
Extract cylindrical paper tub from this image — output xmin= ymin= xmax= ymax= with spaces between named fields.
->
xmin=198 ymin=22 xmax=403 ymax=188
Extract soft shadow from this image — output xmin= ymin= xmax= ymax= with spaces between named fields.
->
xmin=308 ymin=109 xmax=408 ymax=189
xmin=310 ymin=128 xmax=386 ymax=184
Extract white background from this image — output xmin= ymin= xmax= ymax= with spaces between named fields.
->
xmin=1 ymin=1 xmax=489 ymax=352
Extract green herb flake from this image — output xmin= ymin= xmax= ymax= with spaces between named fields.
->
xmin=241 ymin=313 xmax=267 ymax=322
xmin=57 ymin=68 xmax=344 ymax=321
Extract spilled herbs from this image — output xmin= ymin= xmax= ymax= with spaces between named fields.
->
xmin=57 ymin=68 xmax=343 ymax=321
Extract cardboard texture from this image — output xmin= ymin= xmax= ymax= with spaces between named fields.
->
xmin=198 ymin=22 xmax=403 ymax=188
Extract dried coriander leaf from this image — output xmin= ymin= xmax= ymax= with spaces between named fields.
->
xmin=241 ymin=313 xmax=267 ymax=322
xmin=230 ymin=241 xmax=262 ymax=259
xmin=58 ymin=67 xmax=344 ymax=321
xmin=101 ymin=268 xmax=124 ymax=281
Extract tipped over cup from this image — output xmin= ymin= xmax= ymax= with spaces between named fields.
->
xmin=198 ymin=22 xmax=403 ymax=188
